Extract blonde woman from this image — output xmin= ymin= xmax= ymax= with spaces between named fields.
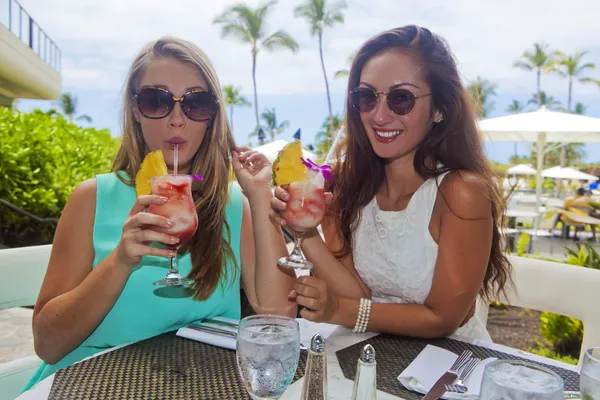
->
xmin=24 ymin=37 xmax=295 ymax=390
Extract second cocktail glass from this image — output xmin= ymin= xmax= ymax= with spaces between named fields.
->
xmin=149 ymin=174 xmax=198 ymax=286
xmin=277 ymin=172 xmax=326 ymax=271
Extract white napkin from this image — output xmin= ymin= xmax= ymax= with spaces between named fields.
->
xmin=397 ymin=345 xmax=496 ymax=399
xmin=176 ymin=317 xmax=239 ymax=350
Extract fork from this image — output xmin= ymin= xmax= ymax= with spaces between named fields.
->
xmin=444 ymin=357 xmax=481 ymax=393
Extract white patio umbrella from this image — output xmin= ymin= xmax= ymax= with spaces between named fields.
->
xmin=253 ymin=139 xmax=318 ymax=163
xmin=542 ymin=166 xmax=599 ymax=181
xmin=479 ymin=106 xmax=600 ymax=231
xmin=507 ymin=163 xmax=537 ymax=175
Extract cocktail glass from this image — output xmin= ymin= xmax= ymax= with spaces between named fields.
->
xmin=277 ymin=173 xmax=326 ymax=271
xmin=148 ymin=174 xmax=198 ymax=286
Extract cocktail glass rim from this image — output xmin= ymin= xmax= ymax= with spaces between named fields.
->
xmin=483 ymin=359 xmax=564 ymax=391
xmin=149 ymin=174 xmax=193 ymax=183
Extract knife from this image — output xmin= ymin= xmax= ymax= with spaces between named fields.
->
xmin=188 ymin=323 xmax=237 ymax=338
xmin=422 ymin=350 xmax=473 ymax=400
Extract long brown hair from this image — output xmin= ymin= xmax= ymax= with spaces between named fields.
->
xmin=330 ymin=25 xmax=511 ymax=301
xmin=112 ymin=37 xmax=237 ymax=300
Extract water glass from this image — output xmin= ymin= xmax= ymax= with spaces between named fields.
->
xmin=236 ymin=315 xmax=301 ymax=400
xmin=480 ymin=359 xmax=564 ymax=400
xmin=581 ymin=347 xmax=600 ymax=399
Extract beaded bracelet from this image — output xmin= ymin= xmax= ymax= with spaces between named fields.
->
xmin=353 ymin=298 xmax=372 ymax=333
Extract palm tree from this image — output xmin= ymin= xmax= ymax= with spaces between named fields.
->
xmin=214 ymin=1 xmax=298 ymax=130
xmin=54 ymin=93 xmax=92 ymax=122
xmin=506 ymin=100 xmax=526 ymax=114
xmin=552 ymin=51 xmax=600 ymax=113
xmin=222 ymin=85 xmax=251 ymax=132
xmin=256 ymin=108 xmax=289 ymax=142
xmin=552 ymin=51 xmax=600 ymax=175
xmin=466 ymin=77 xmax=498 ymax=118
xmin=315 ymin=113 xmax=342 ymax=160
xmin=295 ymin=0 xmax=346 ymax=140
xmin=527 ymin=91 xmax=562 ymax=110
xmin=513 ymin=43 xmax=556 ymax=106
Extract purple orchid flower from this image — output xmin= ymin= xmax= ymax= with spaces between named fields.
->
xmin=300 ymin=158 xmax=333 ymax=185
xmin=191 ymin=174 xmax=204 ymax=183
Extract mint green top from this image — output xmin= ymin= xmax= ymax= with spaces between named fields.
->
xmin=24 ymin=172 xmax=243 ymax=391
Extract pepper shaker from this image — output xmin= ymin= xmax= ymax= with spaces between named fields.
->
xmin=300 ymin=333 xmax=328 ymax=400
xmin=351 ymin=344 xmax=377 ymax=400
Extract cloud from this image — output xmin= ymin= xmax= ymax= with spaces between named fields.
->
xmin=18 ymin=0 xmax=600 ymax=100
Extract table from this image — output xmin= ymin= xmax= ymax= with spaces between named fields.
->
xmin=18 ymin=320 xmax=576 ymax=400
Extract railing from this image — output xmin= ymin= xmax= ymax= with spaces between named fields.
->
xmin=1 ymin=0 xmax=61 ymax=72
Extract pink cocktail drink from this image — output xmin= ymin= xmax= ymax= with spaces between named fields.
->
xmin=149 ymin=175 xmax=198 ymax=249
xmin=149 ymin=174 xmax=198 ymax=287
xmin=281 ymin=180 xmax=326 ymax=232
xmin=277 ymin=171 xmax=327 ymax=271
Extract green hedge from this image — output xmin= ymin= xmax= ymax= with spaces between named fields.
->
xmin=0 ymin=108 xmax=118 ymax=247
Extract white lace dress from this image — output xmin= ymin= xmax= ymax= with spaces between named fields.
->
xmin=352 ymin=174 xmax=492 ymax=341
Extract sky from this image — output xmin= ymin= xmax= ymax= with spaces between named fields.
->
xmin=11 ymin=0 xmax=600 ymax=163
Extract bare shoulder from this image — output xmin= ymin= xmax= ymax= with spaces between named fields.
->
xmin=69 ymin=178 xmax=97 ymax=206
xmin=438 ymin=171 xmax=492 ymax=219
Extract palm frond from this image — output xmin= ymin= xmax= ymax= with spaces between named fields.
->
xmin=513 ymin=61 xmax=533 ymax=71
xmin=262 ymin=30 xmax=299 ymax=52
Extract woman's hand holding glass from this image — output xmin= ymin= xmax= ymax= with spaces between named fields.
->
xmin=115 ymin=194 xmax=179 ymax=269
xmin=270 ymin=186 xmax=333 ymax=233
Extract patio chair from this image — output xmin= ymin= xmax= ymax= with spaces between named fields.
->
xmin=0 ymin=245 xmax=51 ymax=399
xmin=475 ymin=255 xmax=600 ymax=369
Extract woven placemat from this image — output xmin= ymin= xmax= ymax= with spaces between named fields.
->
xmin=336 ymin=334 xmax=580 ymax=399
xmin=49 ymin=331 xmax=307 ymax=400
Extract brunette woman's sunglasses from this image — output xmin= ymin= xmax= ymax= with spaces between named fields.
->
xmin=134 ymin=86 xmax=219 ymax=122
xmin=350 ymin=86 xmax=431 ymax=116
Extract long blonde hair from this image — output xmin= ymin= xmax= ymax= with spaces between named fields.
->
xmin=112 ymin=36 xmax=237 ymax=300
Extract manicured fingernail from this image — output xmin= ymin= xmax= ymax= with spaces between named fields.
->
xmin=282 ymin=193 xmax=289 ymax=200
xmin=160 ymin=197 xmax=168 ymax=203
xmin=171 ymin=237 xmax=179 ymax=243
xmin=288 ymin=290 xmax=297 ymax=298
xmin=165 ymin=219 xmax=174 ymax=227
xmin=169 ymin=251 xmax=177 ymax=257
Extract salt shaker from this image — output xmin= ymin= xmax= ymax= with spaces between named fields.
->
xmin=300 ymin=333 xmax=328 ymax=400
xmin=351 ymin=344 xmax=377 ymax=400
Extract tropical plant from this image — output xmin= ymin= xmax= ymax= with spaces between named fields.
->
xmin=552 ymin=51 xmax=599 ymax=172
xmin=552 ymin=51 xmax=600 ymax=113
xmin=253 ymin=108 xmax=289 ymax=142
xmin=0 ymin=108 xmax=117 ymax=247
xmin=295 ymin=0 xmax=346 ymax=140
xmin=222 ymin=85 xmax=251 ymax=132
xmin=513 ymin=43 xmax=556 ymax=106
xmin=466 ymin=77 xmax=498 ymax=118
xmin=54 ymin=92 xmax=92 ymax=122
xmin=573 ymin=102 xmax=588 ymax=115
xmin=526 ymin=91 xmax=562 ymax=110
xmin=213 ymin=1 xmax=298 ymax=129
xmin=506 ymin=100 xmax=526 ymax=114
xmin=315 ymin=113 xmax=342 ymax=160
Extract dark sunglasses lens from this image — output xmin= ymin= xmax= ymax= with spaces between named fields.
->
xmin=353 ymin=88 xmax=378 ymax=112
xmin=388 ymin=89 xmax=416 ymax=115
xmin=182 ymin=92 xmax=217 ymax=121
xmin=137 ymin=88 xmax=173 ymax=118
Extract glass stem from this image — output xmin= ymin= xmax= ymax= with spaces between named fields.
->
xmin=290 ymin=235 xmax=304 ymax=259
xmin=169 ymin=255 xmax=179 ymax=274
